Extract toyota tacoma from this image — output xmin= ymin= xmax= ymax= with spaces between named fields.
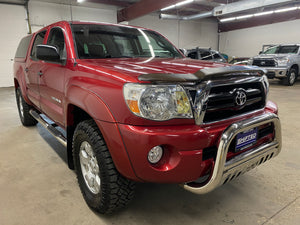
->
xmin=14 ymin=21 xmax=282 ymax=214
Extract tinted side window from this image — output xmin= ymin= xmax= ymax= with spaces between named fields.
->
xmin=30 ymin=31 xmax=46 ymax=59
xmin=200 ymin=51 xmax=213 ymax=60
xmin=47 ymin=28 xmax=66 ymax=60
xmin=188 ymin=51 xmax=197 ymax=59
xmin=212 ymin=52 xmax=221 ymax=59
xmin=264 ymin=47 xmax=277 ymax=54
xmin=15 ymin=35 xmax=32 ymax=58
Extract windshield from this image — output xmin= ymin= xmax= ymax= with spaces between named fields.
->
xmin=263 ymin=45 xmax=299 ymax=54
xmin=71 ymin=24 xmax=183 ymax=59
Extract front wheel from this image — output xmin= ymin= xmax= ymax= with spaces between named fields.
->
xmin=73 ymin=120 xmax=135 ymax=214
xmin=284 ymin=68 xmax=297 ymax=86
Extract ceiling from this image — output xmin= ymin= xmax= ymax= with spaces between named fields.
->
xmin=90 ymin=0 xmax=300 ymax=32
xmin=1 ymin=0 xmax=300 ymax=32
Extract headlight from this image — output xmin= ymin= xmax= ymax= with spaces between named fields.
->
xmin=123 ymin=83 xmax=193 ymax=121
xmin=276 ymin=57 xmax=289 ymax=66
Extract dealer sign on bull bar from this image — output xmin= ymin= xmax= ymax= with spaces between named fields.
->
xmin=236 ymin=128 xmax=258 ymax=151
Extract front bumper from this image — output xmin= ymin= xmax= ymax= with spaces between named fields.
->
xmin=117 ymin=103 xmax=281 ymax=185
xmin=184 ymin=112 xmax=281 ymax=194
xmin=259 ymin=67 xmax=287 ymax=78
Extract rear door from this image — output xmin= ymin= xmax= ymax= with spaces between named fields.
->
xmin=25 ymin=30 xmax=47 ymax=108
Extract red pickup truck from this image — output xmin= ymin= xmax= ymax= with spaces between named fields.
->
xmin=14 ymin=21 xmax=282 ymax=214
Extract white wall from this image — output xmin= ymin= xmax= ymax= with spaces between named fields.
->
xmin=72 ymin=5 xmax=117 ymax=23
xmin=220 ymin=19 xmax=300 ymax=58
xmin=29 ymin=1 xmax=117 ymax=32
xmin=0 ymin=4 xmax=28 ymax=87
xmin=0 ymin=1 xmax=117 ymax=87
xmin=29 ymin=1 xmax=71 ymax=32
xmin=129 ymin=15 xmax=219 ymax=50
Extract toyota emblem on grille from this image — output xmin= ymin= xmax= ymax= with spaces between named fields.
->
xmin=261 ymin=61 xmax=266 ymax=65
xmin=235 ymin=90 xmax=247 ymax=106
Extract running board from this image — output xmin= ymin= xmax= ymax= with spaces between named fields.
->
xmin=29 ymin=110 xmax=67 ymax=147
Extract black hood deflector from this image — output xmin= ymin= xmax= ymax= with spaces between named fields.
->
xmin=138 ymin=66 xmax=266 ymax=83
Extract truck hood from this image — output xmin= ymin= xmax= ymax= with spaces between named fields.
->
xmin=77 ymin=58 xmax=228 ymax=82
xmin=254 ymin=54 xmax=292 ymax=59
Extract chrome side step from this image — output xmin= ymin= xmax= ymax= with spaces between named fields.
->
xmin=29 ymin=110 xmax=67 ymax=147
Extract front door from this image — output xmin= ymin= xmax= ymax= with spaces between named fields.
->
xmin=39 ymin=27 xmax=67 ymax=126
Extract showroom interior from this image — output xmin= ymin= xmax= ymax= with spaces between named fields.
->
xmin=0 ymin=0 xmax=299 ymax=224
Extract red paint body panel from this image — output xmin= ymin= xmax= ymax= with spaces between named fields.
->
xmin=72 ymin=58 xmax=227 ymax=126
xmin=95 ymin=119 xmax=139 ymax=181
xmin=14 ymin=21 xmax=278 ymax=183
xmin=117 ymin=104 xmax=277 ymax=183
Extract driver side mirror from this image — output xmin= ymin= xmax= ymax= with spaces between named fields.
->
xmin=36 ymin=44 xmax=61 ymax=62
xmin=259 ymin=51 xmax=263 ymax=54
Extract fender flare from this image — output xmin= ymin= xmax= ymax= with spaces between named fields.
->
xmin=65 ymin=85 xmax=116 ymax=169
xmin=65 ymin=85 xmax=116 ymax=123
xmin=65 ymin=85 xmax=138 ymax=180
xmin=14 ymin=72 xmax=31 ymax=105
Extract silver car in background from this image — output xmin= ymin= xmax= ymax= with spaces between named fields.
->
xmin=186 ymin=47 xmax=227 ymax=63
xmin=249 ymin=44 xmax=300 ymax=86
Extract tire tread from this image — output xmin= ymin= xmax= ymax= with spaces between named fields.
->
xmin=16 ymin=88 xmax=37 ymax=126
xmin=73 ymin=119 xmax=135 ymax=214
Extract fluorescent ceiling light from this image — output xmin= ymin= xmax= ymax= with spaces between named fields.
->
xmin=161 ymin=0 xmax=193 ymax=11
xmin=254 ymin=11 xmax=274 ymax=16
xmin=275 ymin=6 xmax=298 ymax=13
xmin=218 ymin=5 xmax=299 ymax=23
xmin=220 ymin=17 xmax=236 ymax=22
xmin=77 ymin=0 xmax=85 ymax=3
xmin=220 ymin=14 xmax=253 ymax=23
xmin=236 ymin=14 xmax=253 ymax=20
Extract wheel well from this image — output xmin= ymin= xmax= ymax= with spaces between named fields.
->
xmin=291 ymin=65 xmax=299 ymax=74
xmin=66 ymin=104 xmax=93 ymax=170
xmin=67 ymin=104 xmax=92 ymax=127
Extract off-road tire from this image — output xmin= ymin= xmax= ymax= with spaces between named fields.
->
xmin=16 ymin=88 xmax=37 ymax=126
xmin=284 ymin=68 xmax=297 ymax=86
xmin=73 ymin=120 xmax=135 ymax=214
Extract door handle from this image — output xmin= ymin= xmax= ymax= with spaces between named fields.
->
xmin=38 ymin=71 xmax=43 ymax=76
xmin=25 ymin=68 xmax=29 ymax=73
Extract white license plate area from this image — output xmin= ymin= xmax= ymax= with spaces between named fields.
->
xmin=235 ymin=128 xmax=258 ymax=152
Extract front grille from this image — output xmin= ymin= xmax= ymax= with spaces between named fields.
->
xmin=203 ymin=82 xmax=266 ymax=123
xmin=253 ymin=59 xmax=275 ymax=67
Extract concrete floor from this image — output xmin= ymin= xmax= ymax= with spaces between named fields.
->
xmin=0 ymin=80 xmax=299 ymax=225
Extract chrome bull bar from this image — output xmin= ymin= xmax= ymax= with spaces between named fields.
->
xmin=184 ymin=112 xmax=282 ymax=194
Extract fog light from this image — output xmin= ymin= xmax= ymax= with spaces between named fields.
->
xmin=148 ymin=146 xmax=163 ymax=164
